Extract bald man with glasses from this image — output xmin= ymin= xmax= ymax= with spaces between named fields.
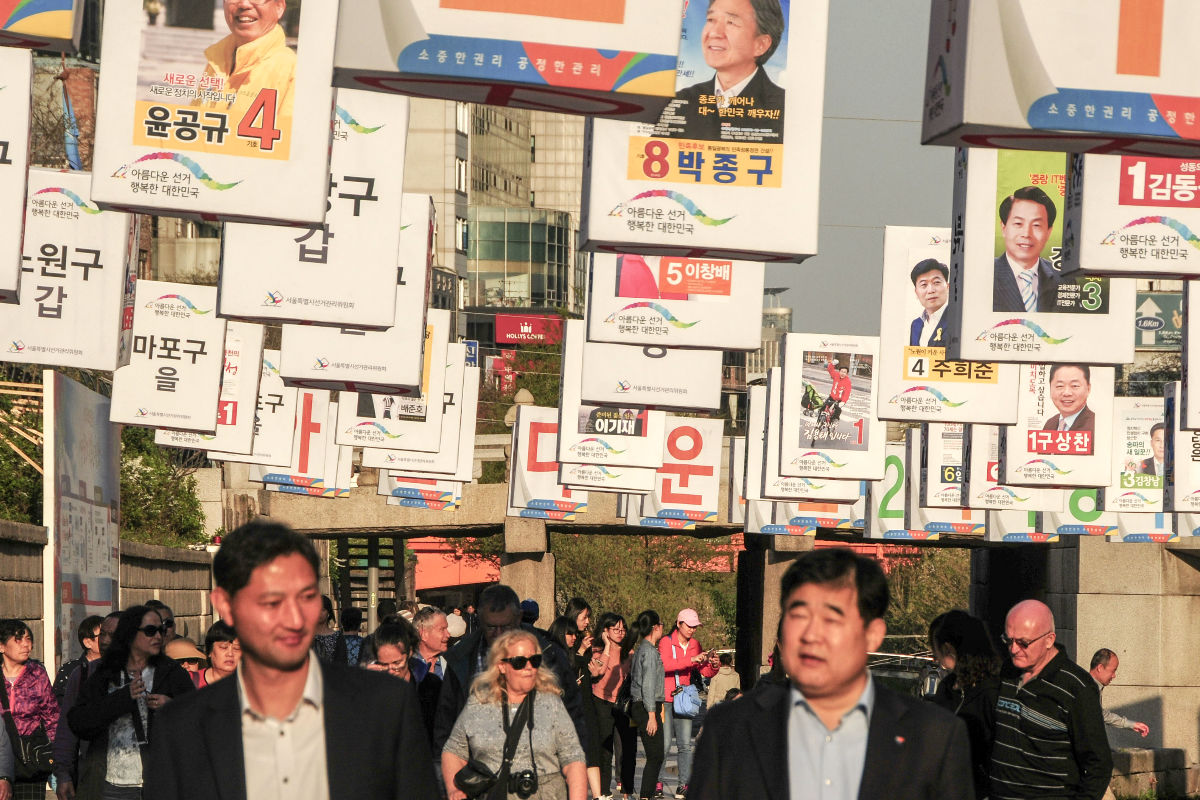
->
xmin=990 ymin=599 xmax=1111 ymax=800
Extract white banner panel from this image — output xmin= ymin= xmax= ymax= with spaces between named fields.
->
xmin=585 ymin=254 xmax=764 ymax=350
xmin=0 ymin=170 xmax=135 ymax=370
xmin=207 ymin=349 xmax=297 ymax=467
xmin=923 ymin=0 xmax=1200 ymax=156
xmin=218 ymin=88 xmax=411 ymax=327
xmin=110 ymin=281 xmax=225 ymax=431
xmin=905 ymin=428 xmax=986 ymax=537
xmin=763 ymin=368 xmax=861 ymax=502
xmin=156 ymin=321 xmax=264 ymax=454
xmin=387 ymin=478 xmax=462 ymax=513
xmin=0 ymin=2 xmax=82 ymax=50
xmin=557 ymin=319 xmax=667 ymax=467
xmin=334 ymin=308 xmax=450 ymax=451
xmin=964 ymin=424 xmax=1065 ymax=512
xmin=250 ymin=390 xmax=353 ymax=497
xmin=378 ymin=473 xmax=459 ymax=501
xmin=398 ymin=193 xmax=435 ymax=282
xmin=877 ymin=226 xmax=1018 ymax=422
xmin=744 ymin=497 xmax=774 ymax=535
xmin=948 ymin=148 xmax=1136 ymax=364
xmin=280 ymin=282 xmax=429 ymax=391
xmin=582 ymin=0 xmax=829 ymax=261
xmin=1182 ymin=283 xmax=1200 ymax=428
xmin=643 ymin=417 xmax=723 ymax=523
xmin=91 ymin=1 xmax=337 ymax=223
xmin=265 ymin=402 xmax=354 ymax=499
xmin=779 ymin=333 xmax=884 ymax=480
xmin=333 ymin=0 xmax=684 ymax=119
xmin=1000 ymin=364 xmax=1115 ymax=487
xmin=1099 ymin=397 xmax=1165 ymax=512
xmin=579 ymin=337 xmax=721 ymax=411
xmin=44 ymin=371 xmax=120 ymax=667
xmin=509 ymin=406 xmax=587 ymax=515
xmin=864 ymin=443 xmax=930 ymax=540
xmin=1047 ymin=488 xmax=1118 ymax=537
xmin=1165 ymin=383 xmax=1200 ymax=517
xmin=559 ymin=462 xmax=656 ymax=494
xmin=728 ymin=436 xmax=746 ymax=525
xmin=1062 ymin=154 xmax=1200 ymax=277
xmin=921 ymin=423 xmax=966 ymax=508
xmin=0 ymin=48 xmax=32 ymax=302
xmin=984 ymin=510 xmax=1054 ymax=543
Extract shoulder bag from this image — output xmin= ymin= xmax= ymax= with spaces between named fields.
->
xmin=0 ymin=673 xmax=54 ymax=781
xmin=454 ymin=691 xmax=535 ymax=799
xmin=670 ymin=641 xmax=701 ymax=719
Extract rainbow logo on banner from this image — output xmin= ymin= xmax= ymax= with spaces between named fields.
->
xmin=612 ymin=191 xmax=733 ymax=227
xmin=113 ymin=152 xmax=240 ymax=191
xmin=349 ymin=421 xmax=402 ymax=439
xmin=793 ymin=452 xmax=848 ymax=468
xmin=605 ymin=302 xmax=698 ymax=329
xmin=571 ymin=438 xmax=626 ymax=455
xmin=33 ymin=187 xmax=101 ymax=214
xmin=1103 ymin=216 xmax=1200 ymax=251
xmin=334 ymin=106 xmax=384 ymax=134
xmin=149 ymin=294 xmax=212 ymax=314
xmin=981 ymin=486 xmax=1030 ymax=502
xmin=1017 ymin=458 xmax=1072 ymax=475
xmin=889 ymin=386 xmax=966 ymax=407
xmin=976 ymin=319 xmax=1071 ymax=344
xmin=1116 ymin=491 xmax=1154 ymax=504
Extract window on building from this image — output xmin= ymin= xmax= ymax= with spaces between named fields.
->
xmin=455 ymin=158 xmax=468 ymax=194
xmin=455 ymin=217 xmax=468 ymax=254
xmin=456 ymin=102 xmax=470 ymax=134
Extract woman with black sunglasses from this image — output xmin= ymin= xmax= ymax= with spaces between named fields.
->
xmin=442 ymin=629 xmax=586 ymax=800
xmin=68 ymin=605 xmax=195 ymax=800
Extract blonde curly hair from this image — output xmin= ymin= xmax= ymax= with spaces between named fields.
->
xmin=469 ymin=629 xmax=562 ymax=704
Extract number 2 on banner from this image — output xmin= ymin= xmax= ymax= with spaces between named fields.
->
xmin=238 ymin=89 xmax=282 ymax=151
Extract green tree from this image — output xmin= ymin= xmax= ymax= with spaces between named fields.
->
xmin=119 ymin=426 xmax=206 ymax=546
xmin=0 ymin=394 xmax=43 ymax=524
xmin=883 ymin=549 xmax=971 ymax=653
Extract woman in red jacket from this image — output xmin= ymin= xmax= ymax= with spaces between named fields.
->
xmin=656 ymin=609 xmax=718 ymax=799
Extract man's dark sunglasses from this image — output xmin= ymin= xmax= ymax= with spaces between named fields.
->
xmin=1000 ymin=630 xmax=1052 ymax=650
xmin=139 ymin=625 xmax=168 ymax=638
xmin=501 ymin=654 xmax=542 ymax=670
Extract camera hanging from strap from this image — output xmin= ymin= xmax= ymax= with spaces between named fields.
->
xmin=493 ymin=691 xmax=536 ymax=800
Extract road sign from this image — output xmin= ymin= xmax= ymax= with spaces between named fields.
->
xmin=1135 ymin=292 xmax=1183 ymax=350
xmin=464 ymin=340 xmax=479 ymax=367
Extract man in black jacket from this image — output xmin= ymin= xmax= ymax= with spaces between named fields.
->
xmin=689 ymin=548 xmax=974 ymax=800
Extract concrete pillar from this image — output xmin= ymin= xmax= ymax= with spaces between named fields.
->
xmin=500 ymin=516 xmax=554 ymax=627
xmin=367 ymin=537 xmax=380 ymax=631
xmin=391 ymin=536 xmax=406 ymax=602
xmin=735 ymin=535 xmax=814 ymax=689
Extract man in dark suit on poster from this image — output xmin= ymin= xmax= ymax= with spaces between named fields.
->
xmin=668 ymin=0 xmax=787 ymax=143
xmin=1042 ymin=364 xmax=1095 ymax=434
xmin=908 ymin=258 xmax=958 ymax=348
xmin=688 ymin=548 xmax=973 ymax=800
xmin=992 ymin=186 xmax=1062 ymax=313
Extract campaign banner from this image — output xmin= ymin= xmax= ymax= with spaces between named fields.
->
xmin=779 ymin=333 xmax=884 ymax=480
xmin=378 ymin=472 xmax=460 ymax=502
xmin=762 ymin=368 xmax=861 ymax=502
xmin=743 ymin=385 xmax=769 ymax=503
xmin=586 ymin=254 xmax=765 ymax=350
xmin=250 ymin=390 xmax=351 ymax=497
xmin=1181 ymin=283 xmax=1200 ymax=428
xmin=864 ymin=443 xmax=935 ymax=540
xmin=0 ymin=170 xmax=136 ymax=370
xmin=579 ymin=336 xmax=722 ymax=411
xmin=1164 ymin=383 xmax=1200 ymax=515
xmin=0 ymin=0 xmax=83 ymax=51
xmin=1047 ymin=489 xmax=1119 ymax=537
xmin=0 ymin=48 xmax=31 ymax=302
xmin=642 ymin=416 xmax=723 ymax=523
xmin=218 ymin=89 xmax=411 ymax=327
xmin=387 ymin=478 xmax=462 ymax=512
xmin=877 ymin=226 xmax=1018 ymax=422
xmin=43 ymin=371 xmax=119 ymax=668
xmin=964 ymin=424 xmax=1065 ymax=512
xmin=558 ymin=319 xmax=667 ymax=468
xmin=360 ymin=354 xmax=474 ymax=478
xmin=334 ymin=308 xmax=451 ymax=451
xmin=509 ymin=405 xmax=587 ymax=515
xmin=999 ymin=364 xmax=1116 ymax=487
xmin=263 ymin=401 xmax=354 ymax=498
xmin=109 ymin=280 xmax=226 ymax=431
xmin=91 ymin=0 xmax=338 ymax=223
xmin=279 ymin=282 xmax=429 ymax=392
xmin=905 ymin=428 xmax=986 ymax=537
xmin=728 ymin=436 xmax=746 ymax=525
xmin=582 ymin=0 xmax=829 ymax=262
xmin=921 ymin=423 xmax=967 ymax=508
xmin=948 ymin=148 xmax=1136 ymax=364
xmin=495 ymin=314 xmax=562 ymax=346
xmin=622 ymin=493 xmax=692 ymax=530
xmin=1061 ymin=154 xmax=1200 ymax=277
xmin=923 ymin=0 xmax=1200 ymax=156
xmin=1099 ymin=397 xmax=1165 ymax=512
xmin=207 ymin=349 xmax=297 ymax=467
xmin=333 ymin=0 xmax=683 ymax=119
xmin=1110 ymin=511 xmax=1177 ymax=542
xmin=760 ymin=499 xmax=865 ymax=536
xmin=559 ymin=462 xmax=657 ymax=494
xmin=398 ymin=194 xmax=435 ymax=285
xmin=156 ymin=321 xmax=264 ymax=454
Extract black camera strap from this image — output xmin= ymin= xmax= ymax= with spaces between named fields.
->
xmin=494 ymin=691 xmax=535 ymax=800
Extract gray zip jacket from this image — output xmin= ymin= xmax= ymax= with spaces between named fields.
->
xmin=631 ymin=638 xmax=666 ymax=713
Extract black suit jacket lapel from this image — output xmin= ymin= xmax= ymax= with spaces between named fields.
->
xmin=201 ymin=678 xmax=248 ymax=800
xmin=747 ymin=683 xmax=790 ymax=800
xmin=857 ymin=687 xmax=908 ymax=800
xmin=322 ymin=663 xmax=367 ymax=800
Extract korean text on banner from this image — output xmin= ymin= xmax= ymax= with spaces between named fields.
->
xmin=581 ymin=0 xmax=829 ymax=262
xmin=207 ymin=348 xmax=297 ymax=467
xmin=91 ymin=1 xmax=338 ymax=224
xmin=965 ymin=424 xmax=1065 ymax=512
xmin=578 ymin=336 xmax=722 ymax=411
xmin=509 ymin=405 xmax=587 ymax=516
xmin=642 ymin=417 xmax=723 ymax=523
xmin=1099 ymin=397 xmax=1165 ymax=512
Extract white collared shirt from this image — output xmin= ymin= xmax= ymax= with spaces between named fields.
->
xmin=1058 ymin=409 xmax=1082 ymax=430
xmin=917 ymin=303 xmax=947 ymax=346
xmin=788 ymin=678 xmax=875 ymax=800
xmin=238 ymin=652 xmax=329 ymax=800
xmin=713 ymin=68 xmax=759 ymax=107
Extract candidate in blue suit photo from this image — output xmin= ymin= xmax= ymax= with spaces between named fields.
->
xmin=908 ymin=258 xmax=957 ymax=348
xmin=991 ymin=186 xmax=1062 ymax=313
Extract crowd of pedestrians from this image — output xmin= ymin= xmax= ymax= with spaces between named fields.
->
xmin=0 ymin=522 xmax=1151 ymax=799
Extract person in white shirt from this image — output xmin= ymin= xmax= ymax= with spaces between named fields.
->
xmin=991 ymin=185 xmax=1062 ymax=313
xmin=1089 ymin=649 xmax=1149 ymax=738
xmin=908 ymin=259 xmax=955 ymax=348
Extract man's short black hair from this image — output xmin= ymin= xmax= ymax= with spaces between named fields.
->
xmin=1150 ymin=422 xmax=1166 ymax=438
xmin=999 ymin=185 xmax=1057 ymax=228
xmin=910 ymin=258 xmax=949 ymax=285
xmin=778 ymin=547 xmax=889 ymax=623
xmin=212 ymin=521 xmax=320 ymax=597
xmin=1091 ymin=647 xmax=1116 ymax=671
xmin=1048 ymin=363 xmax=1090 ymax=384
xmin=709 ymin=0 xmax=785 ymax=66
xmin=77 ymin=615 xmax=104 ymax=647
xmin=478 ymin=584 xmax=520 ymax=614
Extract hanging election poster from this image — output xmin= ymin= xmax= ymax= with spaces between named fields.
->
xmin=984 ymin=510 xmax=1053 ymax=543
xmin=1180 ymin=283 xmax=1200 ymax=429
xmin=250 ymin=390 xmax=352 ymax=498
xmin=0 ymin=0 xmax=83 ymax=51
xmin=509 ymin=405 xmax=588 ymax=516
xmin=948 ymin=148 xmax=1136 ymax=364
xmin=763 ymin=368 xmax=861 ymax=502
xmin=1099 ymin=397 xmax=1165 ymax=512
xmin=728 ymin=436 xmax=746 ymax=525
xmin=579 ymin=336 xmax=722 ymax=411
xmin=0 ymin=47 xmax=32 ymax=302
xmin=91 ymin=0 xmax=338 ymax=223
xmin=559 ymin=462 xmax=657 ymax=494
xmin=905 ymin=427 xmax=986 ymax=538
xmin=921 ymin=423 xmax=967 ymax=508
xmin=964 ymin=424 xmax=1065 ymax=512
xmin=864 ymin=443 xmax=920 ymax=540
xmin=641 ymin=416 xmax=723 ymax=524
xmin=207 ymin=349 xmax=297 ymax=467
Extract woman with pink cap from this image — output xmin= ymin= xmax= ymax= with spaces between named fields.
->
xmin=657 ymin=609 xmax=718 ymax=799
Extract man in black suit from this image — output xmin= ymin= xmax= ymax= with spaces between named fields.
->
xmin=689 ymin=548 xmax=973 ymax=800
xmin=666 ymin=0 xmax=786 ymax=143
xmin=1138 ymin=422 xmax=1165 ymax=476
xmin=908 ymin=258 xmax=957 ymax=348
xmin=992 ymin=185 xmax=1062 ymax=313
xmin=1042 ymin=364 xmax=1095 ymax=434
xmin=144 ymin=521 xmax=437 ymax=800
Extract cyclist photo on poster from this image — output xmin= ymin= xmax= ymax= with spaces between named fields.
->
xmin=800 ymin=350 xmax=872 ymax=451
